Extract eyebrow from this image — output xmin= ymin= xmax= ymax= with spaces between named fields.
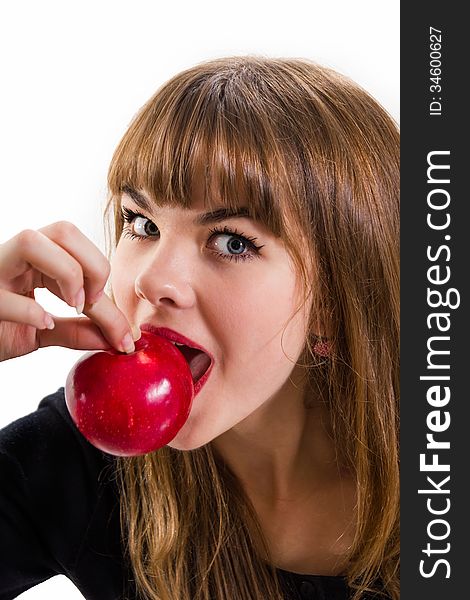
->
xmin=121 ymin=186 xmax=252 ymax=225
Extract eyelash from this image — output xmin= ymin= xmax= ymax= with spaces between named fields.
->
xmin=120 ymin=207 xmax=264 ymax=263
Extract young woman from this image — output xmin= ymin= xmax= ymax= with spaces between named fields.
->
xmin=0 ymin=56 xmax=399 ymax=600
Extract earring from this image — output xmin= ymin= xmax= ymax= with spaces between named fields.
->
xmin=312 ymin=335 xmax=331 ymax=357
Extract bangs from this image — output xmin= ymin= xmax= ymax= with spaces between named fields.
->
xmin=107 ymin=67 xmax=290 ymax=237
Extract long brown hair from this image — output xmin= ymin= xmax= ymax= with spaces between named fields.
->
xmin=104 ymin=56 xmax=399 ymax=600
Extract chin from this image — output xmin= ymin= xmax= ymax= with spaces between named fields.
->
xmin=166 ymin=415 xmax=229 ymax=451
xmin=165 ymin=418 xmax=212 ymax=451
xmin=166 ymin=435 xmax=209 ymax=452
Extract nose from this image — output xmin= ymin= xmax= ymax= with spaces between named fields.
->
xmin=134 ymin=245 xmax=197 ymax=310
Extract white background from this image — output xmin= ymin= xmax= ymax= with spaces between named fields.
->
xmin=0 ymin=1 xmax=399 ymax=597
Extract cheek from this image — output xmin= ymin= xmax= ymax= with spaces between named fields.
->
xmin=210 ymin=264 xmax=307 ymax=373
xmin=173 ymin=272 xmax=308 ymax=449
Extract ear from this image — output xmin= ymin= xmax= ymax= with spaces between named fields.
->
xmin=309 ymin=302 xmax=332 ymax=338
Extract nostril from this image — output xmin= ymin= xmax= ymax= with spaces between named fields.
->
xmin=134 ymin=280 xmax=179 ymax=307
xmin=159 ymin=296 xmax=178 ymax=307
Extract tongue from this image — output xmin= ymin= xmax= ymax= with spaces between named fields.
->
xmin=177 ymin=346 xmax=211 ymax=383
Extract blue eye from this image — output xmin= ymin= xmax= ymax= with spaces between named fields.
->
xmin=120 ymin=207 xmax=264 ymax=264
xmin=207 ymin=226 xmax=264 ymax=262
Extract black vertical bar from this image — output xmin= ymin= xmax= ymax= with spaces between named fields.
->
xmin=401 ymin=3 xmax=468 ymax=598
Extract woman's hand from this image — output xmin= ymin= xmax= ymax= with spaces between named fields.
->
xmin=0 ymin=221 xmax=138 ymax=362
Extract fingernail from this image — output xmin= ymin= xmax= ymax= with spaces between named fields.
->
xmin=131 ymin=324 xmax=141 ymax=341
xmin=44 ymin=313 xmax=55 ymax=330
xmin=75 ymin=288 xmax=85 ymax=315
xmin=121 ymin=333 xmax=135 ymax=354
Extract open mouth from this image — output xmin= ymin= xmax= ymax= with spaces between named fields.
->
xmin=171 ymin=342 xmax=212 ymax=386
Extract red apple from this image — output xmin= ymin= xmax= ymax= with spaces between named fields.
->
xmin=65 ymin=331 xmax=194 ymax=456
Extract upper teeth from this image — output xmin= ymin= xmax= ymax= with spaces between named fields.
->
xmin=173 ymin=342 xmax=185 ymax=347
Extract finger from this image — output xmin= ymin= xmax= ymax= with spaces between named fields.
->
xmin=82 ymin=292 xmax=139 ymax=353
xmin=0 ymin=288 xmax=55 ymax=330
xmin=38 ymin=222 xmax=110 ymax=308
xmin=38 ymin=316 xmax=114 ymax=351
xmin=0 ymin=229 xmax=85 ymax=310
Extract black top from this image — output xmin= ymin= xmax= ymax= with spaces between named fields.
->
xmin=0 ymin=388 xmax=358 ymax=600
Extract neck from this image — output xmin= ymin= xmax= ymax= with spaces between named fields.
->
xmin=211 ymin=366 xmax=341 ymax=508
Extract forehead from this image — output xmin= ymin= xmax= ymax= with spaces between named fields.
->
xmin=122 ymin=160 xmax=251 ymax=208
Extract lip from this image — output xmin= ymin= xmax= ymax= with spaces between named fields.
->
xmin=140 ymin=324 xmax=214 ymax=395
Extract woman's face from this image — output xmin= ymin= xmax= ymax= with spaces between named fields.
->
xmin=111 ymin=182 xmax=312 ymax=450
